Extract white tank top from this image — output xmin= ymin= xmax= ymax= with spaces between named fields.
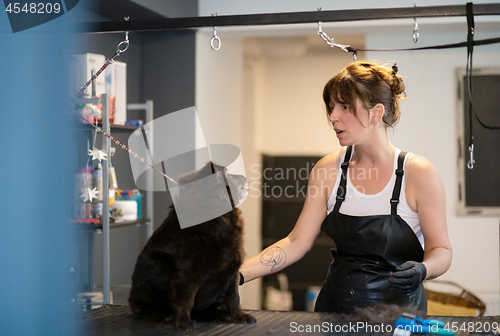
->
xmin=326 ymin=146 xmax=424 ymax=248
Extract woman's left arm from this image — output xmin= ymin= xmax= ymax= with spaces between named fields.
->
xmin=409 ymin=157 xmax=452 ymax=280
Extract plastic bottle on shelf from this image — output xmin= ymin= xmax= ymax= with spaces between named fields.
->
xmin=75 ymin=167 xmax=93 ymax=218
xmin=116 ymin=189 xmax=142 ymax=218
xmin=84 ymin=167 xmax=93 ymax=218
xmin=92 ymin=162 xmax=103 ymax=218
xmin=131 ymin=190 xmax=142 ymax=219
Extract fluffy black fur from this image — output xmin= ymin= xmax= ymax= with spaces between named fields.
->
xmin=128 ymin=162 xmax=255 ymax=331
xmin=335 ymin=304 xmax=421 ymax=336
xmin=344 ymin=304 xmax=419 ymax=323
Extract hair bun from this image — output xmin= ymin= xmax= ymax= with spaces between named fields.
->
xmin=390 ymin=75 xmax=405 ymax=95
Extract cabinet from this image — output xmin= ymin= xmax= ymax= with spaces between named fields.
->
xmin=73 ymin=95 xmax=154 ymax=307
xmin=261 ymin=154 xmax=333 ymax=311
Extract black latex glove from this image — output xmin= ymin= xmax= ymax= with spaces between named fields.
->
xmin=389 ymin=261 xmax=427 ymax=293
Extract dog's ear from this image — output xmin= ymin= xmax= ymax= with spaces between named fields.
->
xmin=201 ymin=161 xmax=224 ymax=175
xmin=186 ymin=162 xmax=217 ymax=182
xmin=211 ymin=163 xmax=227 ymax=174
xmin=202 ymin=161 xmax=215 ymax=174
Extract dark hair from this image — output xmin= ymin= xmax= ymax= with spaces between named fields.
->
xmin=323 ymin=61 xmax=406 ymax=128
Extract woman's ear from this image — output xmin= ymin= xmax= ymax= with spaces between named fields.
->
xmin=370 ymin=103 xmax=385 ymax=125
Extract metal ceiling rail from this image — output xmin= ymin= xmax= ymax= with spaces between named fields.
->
xmin=75 ymin=3 xmax=500 ymax=34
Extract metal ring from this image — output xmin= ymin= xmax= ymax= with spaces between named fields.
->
xmin=211 ymin=36 xmax=221 ymax=50
xmin=116 ymin=40 xmax=130 ymax=54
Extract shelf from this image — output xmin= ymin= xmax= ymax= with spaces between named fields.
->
xmin=110 ymin=124 xmax=141 ymax=130
xmin=108 ymin=218 xmax=151 ymax=229
xmin=73 ymin=97 xmax=154 ymax=306
xmin=72 ymin=200 xmax=103 ymax=204
xmin=75 ymin=123 xmax=141 ymax=131
xmin=73 ymin=218 xmax=151 ymax=231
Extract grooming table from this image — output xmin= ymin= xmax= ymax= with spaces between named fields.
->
xmin=77 ymin=304 xmax=500 ymax=336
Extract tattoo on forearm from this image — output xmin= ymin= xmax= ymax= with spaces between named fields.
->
xmin=260 ymin=246 xmax=287 ymax=271
xmin=427 ymin=273 xmax=438 ymax=280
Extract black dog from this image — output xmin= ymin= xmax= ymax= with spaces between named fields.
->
xmin=128 ymin=162 xmax=256 ymax=331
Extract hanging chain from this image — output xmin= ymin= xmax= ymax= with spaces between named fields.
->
xmin=77 ymin=115 xmax=179 ymax=185
xmin=316 ymin=10 xmax=355 ymax=59
xmin=317 ymin=21 xmax=351 ymax=53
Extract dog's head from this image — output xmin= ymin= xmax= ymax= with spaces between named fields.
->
xmin=172 ymin=162 xmax=247 ymax=230
xmin=177 ymin=162 xmax=247 ymax=206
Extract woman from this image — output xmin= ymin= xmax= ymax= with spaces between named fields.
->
xmin=239 ymin=61 xmax=452 ymax=314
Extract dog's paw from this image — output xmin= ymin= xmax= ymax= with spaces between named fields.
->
xmin=242 ymin=313 xmax=256 ymax=324
xmin=175 ymin=320 xmax=194 ymax=331
xmin=233 ymin=312 xmax=256 ymax=324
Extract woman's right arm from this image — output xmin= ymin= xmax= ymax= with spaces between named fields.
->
xmin=240 ymin=154 xmax=338 ymax=283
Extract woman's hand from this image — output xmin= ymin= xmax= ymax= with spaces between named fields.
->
xmin=389 ymin=261 xmax=427 ymax=292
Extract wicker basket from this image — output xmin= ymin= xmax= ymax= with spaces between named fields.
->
xmin=425 ymin=280 xmax=486 ymax=316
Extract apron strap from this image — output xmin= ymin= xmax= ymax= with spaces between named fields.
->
xmin=390 ymin=151 xmax=408 ymax=216
xmin=333 ymin=146 xmax=353 ymax=213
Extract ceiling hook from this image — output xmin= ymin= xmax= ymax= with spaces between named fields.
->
xmin=413 ymin=4 xmax=419 ymax=43
xmin=113 ymin=17 xmax=130 ymax=58
xmin=317 ymin=8 xmax=329 ymax=42
xmin=210 ymin=13 xmax=221 ymax=51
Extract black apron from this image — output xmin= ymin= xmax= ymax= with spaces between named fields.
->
xmin=314 ymin=146 xmax=427 ymax=314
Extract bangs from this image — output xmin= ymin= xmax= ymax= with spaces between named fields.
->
xmin=323 ymin=74 xmax=359 ymax=116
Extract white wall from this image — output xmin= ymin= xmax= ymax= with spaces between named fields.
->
xmin=196 ymin=33 xmax=264 ymax=309
xmin=196 ymin=1 xmax=500 ymax=310
xmin=255 ymin=39 xmax=364 ymax=156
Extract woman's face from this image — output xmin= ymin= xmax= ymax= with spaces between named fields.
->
xmin=328 ymin=96 xmax=371 ymax=147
